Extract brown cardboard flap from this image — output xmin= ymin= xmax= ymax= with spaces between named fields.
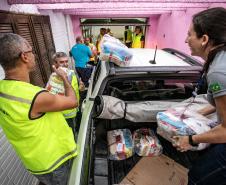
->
xmin=120 ymin=154 xmax=188 ymax=185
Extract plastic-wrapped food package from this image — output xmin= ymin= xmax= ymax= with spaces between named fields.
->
xmin=107 ymin=129 xmax=134 ymax=160
xmin=100 ymin=35 xmax=133 ymax=66
xmin=156 ymin=107 xmax=212 ymax=150
xmin=133 ymin=128 xmax=162 ymax=157
xmin=46 ymin=67 xmax=74 ymax=95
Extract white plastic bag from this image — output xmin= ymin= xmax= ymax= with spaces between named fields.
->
xmin=100 ymin=35 xmax=133 ymax=66
xmin=133 ymin=128 xmax=162 ymax=156
xmin=107 ymin=129 xmax=134 ymax=160
xmin=46 ymin=67 xmax=74 ymax=95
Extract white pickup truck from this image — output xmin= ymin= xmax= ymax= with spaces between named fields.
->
xmin=68 ymin=48 xmax=204 ymax=185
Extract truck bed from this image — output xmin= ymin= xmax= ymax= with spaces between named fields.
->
xmin=90 ymin=77 xmax=203 ymax=185
xmin=92 ymin=119 xmax=203 ymax=185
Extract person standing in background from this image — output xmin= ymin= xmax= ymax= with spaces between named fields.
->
xmin=96 ymin=28 xmax=106 ymax=55
xmin=70 ymin=36 xmax=93 ymax=87
xmin=132 ymin=26 xmax=145 ymax=48
xmin=106 ymin=28 xmax=113 ymax=36
xmin=124 ymin=26 xmax=133 ymax=48
xmin=50 ymin=52 xmax=84 ymax=136
xmin=84 ymin=37 xmax=97 ymax=66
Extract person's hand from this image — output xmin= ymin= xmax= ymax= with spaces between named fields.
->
xmin=172 ymin=136 xmax=192 ymax=152
xmin=52 ymin=65 xmax=67 ymax=80
xmin=79 ymin=78 xmax=85 ymax=91
xmin=197 ymin=105 xmax=216 ymax=116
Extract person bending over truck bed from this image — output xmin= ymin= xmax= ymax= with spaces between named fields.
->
xmin=173 ymin=7 xmax=226 ymax=185
xmin=0 ymin=33 xmax=78 ymax=185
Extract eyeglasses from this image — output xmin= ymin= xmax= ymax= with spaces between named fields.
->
xmin=23 ymin=49 xmax=35 ymax=54
xmin=59 ymin=60 xmax=68 ymax=63
xmin=18 ymin=49 xmax=35 ymax=58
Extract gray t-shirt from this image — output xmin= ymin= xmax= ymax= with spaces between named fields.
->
xmin=207 ymin=51 xmax=226 ymax=122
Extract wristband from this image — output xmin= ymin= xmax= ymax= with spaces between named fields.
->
xmin=189 ymin=135 xmax=198 ymax=147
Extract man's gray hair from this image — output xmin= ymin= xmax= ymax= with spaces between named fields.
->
xmin=0 ymin=33 xmax=28 ymax=70
xmin=52 ymin=52 xmax=68 ymax=63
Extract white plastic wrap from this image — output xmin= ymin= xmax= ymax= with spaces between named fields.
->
xmin=100 ymin=35 xmax=133 ymax=66
xmin=133 ymin=128 xmax=162 ymax=157
xmin=107 ymin=129 xmax=134 ymax=160
xmin=156 ymin=107 xmax=212 ymax=150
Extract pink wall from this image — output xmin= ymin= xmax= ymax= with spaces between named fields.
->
xmin=70 ymin=3 xmax=226 ymax=59
xmin=150 ymin=4 xmax=226 ymax=57
xmin=145 ymin=15 xmax=159 ymax=48
xmin=154 ymin=9 xmax=203 ymax=54
xmin=71 ymin=16 xmax=82 ymax=40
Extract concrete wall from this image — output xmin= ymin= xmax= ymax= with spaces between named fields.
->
xmin=39 ymin=10 xmax=75 ymax=68
xmin=0 ymin=66 xmax=5 ymax=80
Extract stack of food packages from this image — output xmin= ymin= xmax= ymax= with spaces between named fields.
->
xmin=133 ymin=128 xmax=162 ymax=157
xmin=156 ymin=107 xmax=213 ymax=150
xmin=100 ymin=34 xmax=133 ymax=67
xmin=107 ymin=129 xmax=134 ymax=160
xmin=107 ymin=128 xmax=162 ymax=160
xmin=46 ymin=67 xmax=74 ymax=95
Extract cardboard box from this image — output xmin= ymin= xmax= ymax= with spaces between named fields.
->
xmin=120 ymin=154 xmax=188 ymax=185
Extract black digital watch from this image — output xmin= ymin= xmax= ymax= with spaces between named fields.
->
xmin=189 ymin=135 xmax=198 ymax=147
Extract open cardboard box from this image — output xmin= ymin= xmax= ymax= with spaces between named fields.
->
xmin=120 ymin=154 xmax=188 ymax=185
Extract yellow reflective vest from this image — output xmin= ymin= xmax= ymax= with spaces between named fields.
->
xmin=89 ymin=43 xmax=96 ymax=62
xmin=124 ymin=29 xmax=133 ymax=43
xmin=132 ymin=33 xmax=144 ymax=48
xmin=0 ymin=80 xmax=77 ymax=174
xmin=62 ymin=71 xmax=80 ymax=119
xmin=97 ymin=34 xmax=103 ymax=53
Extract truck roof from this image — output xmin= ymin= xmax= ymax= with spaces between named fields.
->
xmin=129 ymin=48 xmax=189 ymax=67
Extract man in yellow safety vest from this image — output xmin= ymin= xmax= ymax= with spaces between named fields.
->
xmin=132 ymin=26 xmax=145 ymax=48
xmin=124 ymin=26 xmax=133 ymax=48
xmin=84 ymin=37 xmax=97 ymax=65
xmin=96 ymin=28 xmax=106 ymax=54
xmin=0 ymin=33 xmax=77 ymax=185
xmin=50 ymin=52 xmax=85 ymax=136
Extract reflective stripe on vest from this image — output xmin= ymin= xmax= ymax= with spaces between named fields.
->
xmin=132 ymin=33 xmax=143 ymax=48
xmin=28 ymin=148 xmax=76 ymax=174
xmin=63 ymin=108 xmax=78 ymax=118
xmin=0 ymin=80 xmax=77 ymax=175
xmin=0 ymin=92 xmax=31 ymax=104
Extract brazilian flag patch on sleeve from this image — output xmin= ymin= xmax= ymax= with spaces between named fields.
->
xmin=209 ymin=82 xmax=222 ymax=92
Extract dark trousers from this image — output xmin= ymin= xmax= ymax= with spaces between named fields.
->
xmin=75 ymin=67 xmax=92 ymax=87
xmin=35 ymin=159 xmax=72 ymax=185
xmin=188 ymin=143 xmax=226 ymax=185
xmin=66 ymin=117 xmax=77 ymax=140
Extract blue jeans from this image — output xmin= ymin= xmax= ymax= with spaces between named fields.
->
xmin=35 ymin=159 xmax=72 ymax=185
xmin=188 ymin=144 xmax=226 ymax=185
